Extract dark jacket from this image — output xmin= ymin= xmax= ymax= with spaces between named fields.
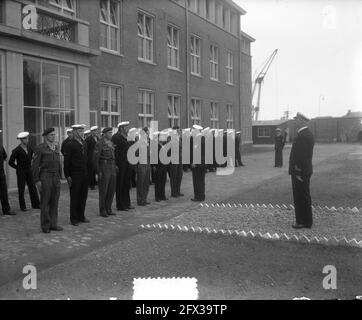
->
xmin=85 ymin=135 xmax=98 ymax=161
xmin=288 ymin=128 xmax=314 ymax=177
xmin=274 ymin=135 xmax=285 ymax=150
xmin=32 ymin=142 xmax=62 ymax=183
xmin=63 ymin=138 xmax=88 ymax=178
xmin=112 ymin=132 xmax=130 ymax=165
xmin=190 ymin=135 xmax=205 ymax=167
xmin=9 ymin=145 xmax=34 ymax=171
xmin=61 ymin=137 xmax=71 ymax=156
xmin=0 ymin=147 xmax=7 ymax=173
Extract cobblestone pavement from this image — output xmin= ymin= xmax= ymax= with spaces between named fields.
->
xmin=0 ymin=144 xmax=358 ymax=288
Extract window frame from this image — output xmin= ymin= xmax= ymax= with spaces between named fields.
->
xmin=138 ymin=10 xmax=154 ymax=63
xmin=167 ymin=24 xmax=180 ymax=70
xmin=138 ymin=89 xmax=155 ymax=128
xmin=210 ymin=44 xmax=219 ymax=81
xmin=191 ymin=97 xmax=202 ymax=125
xmin=190 ymin=35 xmax=201 ymax=76
xmin=226 ymin=103 xmax=233 ymax=129
xmin=99 ymin=83 xmax=123 ymax=129
xmin=226 ymin=51 xmax=233 ymax=85
xmin=99 ymin=0 xmax=121 ymax=53
xmin=167 ymin=94 xmax=181 ymax=128
xmin=257 ymin=127 xmax=271 ymax=138
xmin=210 ymin=101 xmax=219 ymax=129
xmin=49 ymin=0 xmax=76 ymax=16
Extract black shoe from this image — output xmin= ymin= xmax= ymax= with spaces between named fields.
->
xmin=50 ymin=226 xmax=63 ymax=231
xmin=178 ymin=193 xmax=184 ymax=197
xmin=138 ymin=203 xmax=146 ymax=206
xmin=171 ymin=195 xmax=178 ymax=198
xmin=191 ymin=198 xmax=201 ymax=202
xmin=80 ymin=218 xmax=90 ymax=223
xmin=155 ymin=199 xmax=161 ymax=202
xmin=292 ymin=224 xmax=309 ymax=229
xmin=127 ymin=206 xmax=135 ymax=210
xmin=21 ymin=208 xmax=27 ymax=212
xmin=4 ymin=211 xmax=16 ymax=215
xmin=144 ymin=201 xmax=151 ymax=205
xmin=89 ymin=186 xmax=95 ymax=190
xmin=160 ymin=198 xmax=168 ymax=201
xmin=107 ymin=212 xmax=116 ymax=216
xmin=33 ymin=206 xmax=40 ymax=209
xmin=117 ymin=207 xmax=129 ymax=211
xmin=71 ymin=222 xmax=79 ymax=226
xmin=100 ymin=214 xmax=109 ymax=218
xmin=42 ymin=229 xmax=51 ymax=233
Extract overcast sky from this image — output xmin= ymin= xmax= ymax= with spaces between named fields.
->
xmin=235 ymin=0 xmax=362 ymax=120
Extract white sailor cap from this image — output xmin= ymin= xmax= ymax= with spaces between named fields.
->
xmin=202 ymin=127 xmax=210 ymax=133
xmin=117 ymin=121 xmax=130 ymax=128
xmin=72 ymin=124 xmax=86 ymax=129
xmin=84 ymin=130 xmax=91 ymax=135
xmin=17 ymin=131 xmax=29 ymax=139
xmin=90 ymin=126 xmax=98 ymax=131
xmin=192 ymin=124 xmax=203 ymax=130
xmin=159 ymin=132 xmax=168 ymax=142
xmin=66 ymin=128 xmax=73 ymax=133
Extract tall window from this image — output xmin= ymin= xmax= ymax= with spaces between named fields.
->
xmin=23 ymin=57 xmax=76 ymax=146
xmin=210 ymin=102 xmax=219 ymax=128
xmin=138 ymin=89 xmax=154 ymax=128
xmin=210 ymin=45 xmax=219 ymax=80
xmin=167 ymin=25 xmax=180 ymax=69
xmin=168 ymin=94 xmax=180 ymax=128
xmin=138 ymin=11 xmax=154 ymax=62
xmin=226 ymin=104 xmax=233 ymax=129
xmin=191 ymin=98 xmax=202 ymax=125
xmin=100 ymin=84 xmax=122 ymax=128
xmin=190 ymin=35 xmax=201 ymax=76
xmin=226 ymin=51 xmax=233 ymax=84
xmin=49 ymin=0 xmax=76 ymax=16
xmin=100 ymin=0 xmax=120 ymax=52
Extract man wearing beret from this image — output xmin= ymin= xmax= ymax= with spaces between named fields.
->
xmin=86 ymin=126 xmax=99 ymax=190
xmin=94 ymin=127 xmax=117 ymax=217
xmin=289 ymin=112 xmax=315 ymax=229
xmin=112 ymin=121 xmax=134 ymax=211
xmin=63 ymin=124 xmax=90 ymax=226
xmin=9 ymin=132 xmax=40 ymax=211
xmin=32 ymin=128 xmax=63 ymax=233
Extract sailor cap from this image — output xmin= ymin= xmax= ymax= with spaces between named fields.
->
xmin=117 ymin=121 xmax=130 ymax=128
xmin=17 ymin=132 xmax=29 ymax=139
xmin=192 ymin=124 xmax=203 ymax=130
xmin=90 ymin=126 xmax=98 ymax=131
xmin=72 ymin=124 xmax=86 ymax=129
xmin=84 ymin=130 xmax=91 ymax=135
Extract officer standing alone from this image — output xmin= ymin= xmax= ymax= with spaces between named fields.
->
xmin=9 ymin=131 xmax=40 ymax=211
xmin=32 ymin=128 xmax=63 ymax=233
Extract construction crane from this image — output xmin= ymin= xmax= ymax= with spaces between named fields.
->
xmin=251 ymin=49 xmax=278 ymax=121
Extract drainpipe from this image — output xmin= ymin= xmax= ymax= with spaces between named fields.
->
xmin=185 ymin=0 xmax=190 ymax=128
xmin=238 ymin=21 xmax=242 ymax=136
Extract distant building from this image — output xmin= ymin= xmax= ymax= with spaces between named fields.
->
xmin=287 ymin=110 xmax=362 ymax=143
xmin=252 ymin=120 xmax=289 ymax=144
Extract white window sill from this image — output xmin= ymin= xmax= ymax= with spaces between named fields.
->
xmin=138 ymin=58 xmax=157 ymax=66
xmin=226 ymin=82 xmax=234 ymax=86
xmin=168 ymin=67 xmax=182 ymax=73
xmin=100 ymin=48 xmax=123 ymax=57
xmin=191 ymin=73 xmax=203 ymax=79
xmin=210 ymin=78 xmax=220 ymax=83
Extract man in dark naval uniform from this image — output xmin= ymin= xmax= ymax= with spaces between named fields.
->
xmin=61 ymin=128 xmax=73 ymax=156
xmin=154 ymin=131 xmax=168 ymax=202
xmin=0 ymin=130 xmax=15 ymax=216
xmin=86 ymin=126 xmax=99 ymax=190
xmin=289 ymin=112 xmax=315 ymax=229
xmin=63 ymin=124 xmax=90 ymax=226
xmin=169 ymin=126 xmax=184 ymax=197
xmin=32 ymin=128 xmax=63 ymax=232
xmin=190 ymin=124 xmax=206 ymax=202
xmin=9 ymin=131 xmax=40 ymax=211
xmin=274 ymin=128 xmax=285 ymax=167
xmin=112 ymin=121 xmax=134 ymax=211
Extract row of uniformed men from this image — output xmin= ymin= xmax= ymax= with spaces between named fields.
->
xmin=0 ymin=123 xmax=241 ymax=233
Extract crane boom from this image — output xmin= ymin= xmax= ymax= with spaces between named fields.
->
xmin=252 ymin=49 xmax=278 ymax=121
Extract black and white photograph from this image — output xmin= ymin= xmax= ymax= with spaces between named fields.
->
xmin=0 ymin=0 xmax=362 ymax=306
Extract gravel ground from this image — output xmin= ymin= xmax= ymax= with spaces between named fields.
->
xmin=164 ymin=206 xmax=362 ymax=245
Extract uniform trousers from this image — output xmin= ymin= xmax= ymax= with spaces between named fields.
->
xmin=0 ymin=170 xmax=11 ymax=214
xmin=291 ymin=175 xmax=313 ymax=227
xmin=98 ymin=161 xmax=116 ymax=215
xmin=169 ymin=163 xmax=183 ymax=196
xmin=136 ymin=164 xmax=150 ymax=205
xmin=155 ymin=164 xmax=167 ymax=200
xmin=70 ymin=174 xmax=88 ymax=223
xmin=116 ymin=163 xmax=131 ymax=209
xmin=16 ymin=169 xmax=40 ymax=209
xmin=191 ymin=166 xmax=206 ymax=201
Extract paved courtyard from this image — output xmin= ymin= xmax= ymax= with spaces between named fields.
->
xmin=0 ymin=143 xmax=361 ymax=298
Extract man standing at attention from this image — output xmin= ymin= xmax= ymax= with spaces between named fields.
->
xmin=63 ymin=124 xmax=90 ymax=226
xmin=93 ymin=127 xmax=117 ymax=217
xmin=274 ymin=128 xmax=285 ymax=168
xmin=112 ymin=122 xmax=134 ymax=211
xmin=289 ymin=112 xmax=315 ymax=229
xmin=86 ymin=126 xmax=99 ymax=190
xmin=9 ymin=131 xmax=40 ymax=211
xmin=32 ymin=128 xmax=63 ymax=233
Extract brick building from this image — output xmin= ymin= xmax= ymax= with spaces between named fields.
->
xmin=252 ymin=120 xmax=289 ymax=144
xmin=0 ymin=0 xmax=254 ymax=188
